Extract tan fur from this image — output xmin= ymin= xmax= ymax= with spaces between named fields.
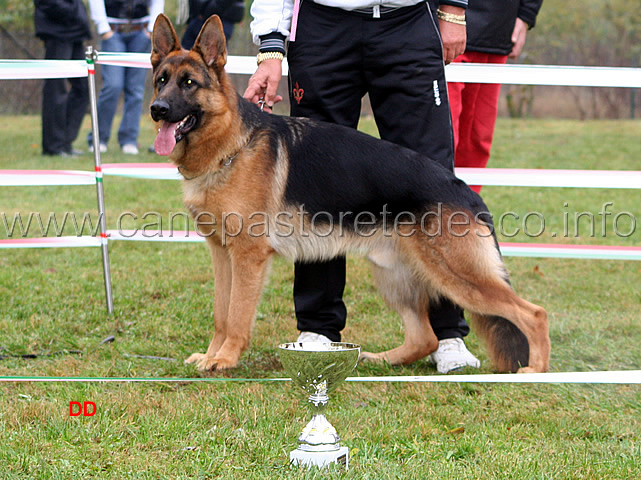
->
xmin=151 ymin=14 xmax=550 ymax=373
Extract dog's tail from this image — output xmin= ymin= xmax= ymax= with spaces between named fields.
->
xmin=468 ymin=235 xmax=530 ymax=372
xmin=469 ymin=313 xmax=529 ymax=372
xmin=474 ymin=224 xmax=530 ymax=372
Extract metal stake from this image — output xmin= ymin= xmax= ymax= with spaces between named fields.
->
xmin=86 ymin=46 xmax=114 ymax=314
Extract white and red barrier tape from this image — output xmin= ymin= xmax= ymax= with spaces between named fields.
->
xmin=2 ymin=234 xmax=641 ymax=261
xmin=3 ymin=166 xmax=641 ymax=189
xmin=2 ymin=55 xmax=641 ymax=88
xmin=0 ymin=169 xmax=96 ymax=186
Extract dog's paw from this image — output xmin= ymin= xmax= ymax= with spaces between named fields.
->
xmin=184 ymin=352 xmax=237 ymax=371
xmin=517 ymin=366 xmax=538 ymax=374
xmin=184 ymin=353 xmax=220 ymax=371
xmin=184 ymin=352 xmax=207 ymax=366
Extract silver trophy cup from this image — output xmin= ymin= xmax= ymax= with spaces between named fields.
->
xmin=279 ymin=342 xmax=360 ymax=469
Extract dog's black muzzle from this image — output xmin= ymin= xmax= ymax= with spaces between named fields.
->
xmin=150 ymin=98 xmax=170 ymax=122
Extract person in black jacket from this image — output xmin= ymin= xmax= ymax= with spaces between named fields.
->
xmin=449 ymin=0 xmax=543 ymax=193
xmin=181 ymin=0 xmax=245 ymax=48
xmin=34 ymin=0 xmax=92 ymax=157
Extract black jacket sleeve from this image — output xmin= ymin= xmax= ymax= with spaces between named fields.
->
xmin=518 ymin=0 xmax=543 ymax=29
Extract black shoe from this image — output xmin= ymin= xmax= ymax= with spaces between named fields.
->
xmin=43 ymin=148 xmax=83 ymax=157
xmin=43 ymin=151 xmax=71 ymax=157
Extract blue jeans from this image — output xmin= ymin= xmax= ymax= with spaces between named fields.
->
xmin=89 ymin=30 xmax=150 ymax=147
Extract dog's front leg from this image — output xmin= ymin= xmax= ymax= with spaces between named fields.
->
xmin=188 ymin=245 xmax=272 ymax=372
xmin=185 ymin=242 xmax=232 ymax=369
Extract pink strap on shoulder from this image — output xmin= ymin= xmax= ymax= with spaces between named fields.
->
xmin=290 ymin=0 xmax=301 ymax=41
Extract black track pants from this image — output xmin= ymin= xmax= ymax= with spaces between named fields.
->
xmin=289 ymin=1 xmax=469 ymax=341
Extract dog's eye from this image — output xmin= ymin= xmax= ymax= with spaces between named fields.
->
xmin=159 ymin=76 xmax=166 ymax=84
xmin=186 ymin=79 xmax=194 ymax=87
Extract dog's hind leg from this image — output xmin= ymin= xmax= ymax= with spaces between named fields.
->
xmin=185 ymin=242 xmax=231 ymax=368
xmin=467 ymin=296 xmax=548 ymax=373
xmin=360 ymin=251 xmax=438 ymax=365
xmin=402 ymin=229 xmax=550 ymax=373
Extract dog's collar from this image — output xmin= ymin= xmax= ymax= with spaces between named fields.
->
xmin=177 ymin=150 xmax=239 ymax=181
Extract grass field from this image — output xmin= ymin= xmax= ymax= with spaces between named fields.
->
xmin=0 ymin=115 xmax=640 ymax=479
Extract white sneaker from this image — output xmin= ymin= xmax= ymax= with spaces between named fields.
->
xmin=89 ymin=143 xmax=107 ymax=153
xmin=429 ymin=337 xmax=480 ymax=374
xmin=297 ymin=331 xmax=332 ymax=343
xmin=121 ymin=144 xmax=139 ymax=155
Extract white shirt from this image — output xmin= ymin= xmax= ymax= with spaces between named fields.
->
xmin=250 ymin=0 xmax=466 ymax=45
xmin=88 ymin=0 xmax=165 ymax=36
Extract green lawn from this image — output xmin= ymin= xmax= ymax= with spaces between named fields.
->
xmin=0 ymin=115 xmax=640 ymax=478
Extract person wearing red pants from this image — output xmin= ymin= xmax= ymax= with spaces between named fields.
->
xmin=449 ymin=0 xmax=543 ymax=194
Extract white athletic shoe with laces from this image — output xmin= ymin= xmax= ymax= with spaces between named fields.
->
xmin=121 ymin=144 xmax=139 ymax=155
xmin=296 ymin=331 xmax=332 ymax=343
xmin=429 ymin=337 xmax=481 ymax=374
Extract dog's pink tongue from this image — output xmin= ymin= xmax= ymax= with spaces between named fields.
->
xmin=154 ymin=121 xmax=179 ymax=156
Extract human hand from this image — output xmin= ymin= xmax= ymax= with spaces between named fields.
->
xmin=437 ymin=6 xmax=467 ymax=64
xmin=509 ymin=18 xmax=529 ymax=59
xmin=101 ymin=30 xmax=114 ymax=40
xmin=243 ymin=59 xmax=284 ymax=113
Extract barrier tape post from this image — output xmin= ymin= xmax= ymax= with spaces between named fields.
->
xmin=86 ymin=46 xmax=114 ymax=314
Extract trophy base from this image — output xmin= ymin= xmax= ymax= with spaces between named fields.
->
xmin=290 ymin=446 xmax=349 ymax=470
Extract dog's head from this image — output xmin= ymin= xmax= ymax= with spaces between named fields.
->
xmin=150 ymin=14 xmax=230 ymax=157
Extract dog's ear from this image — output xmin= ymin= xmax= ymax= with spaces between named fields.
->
xmin=151 ymin=14 xmax=182 ymax=69
xmin=192 ymin=15 xmax=227 ymax=71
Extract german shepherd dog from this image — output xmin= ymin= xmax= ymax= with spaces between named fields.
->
xmin=149 ymin=14 xmax=550 ymax=373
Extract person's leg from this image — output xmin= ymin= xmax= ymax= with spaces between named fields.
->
xmin=364 ymin=4 xmax=454 ymax=169
xmin=293 ymin=259 xmax=347 ymax=342
xmin=452 ymin=79 xmax=483 ymax=191
xmin=454 ymin=81 xmax=481 ymax=162
xmin=42 ymin=38 xmax=73 ymax=155
xmin=65 ymin=40 xmax=89 ymax=151
xmin=447 ymin=52 xmax=477 ymax=152
xmin=364 ymin=4 xmax=478 ymax=371
xmin=430 ymin=61 xmax=483 ymax=367
xmin=90 ymin=33 xmax=126 ymax=147
xmin=448 ymin=82 xmax=464 ymax=152
xmin=117 ymin=30 xmax=151 ymax=148
xmin=287 ymin=3 xmax=364 ymax=127
xmin=287 ymin=2 xmax=365 ymax=341
xmin=454 ymin=52 xmax=508 ymax=193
